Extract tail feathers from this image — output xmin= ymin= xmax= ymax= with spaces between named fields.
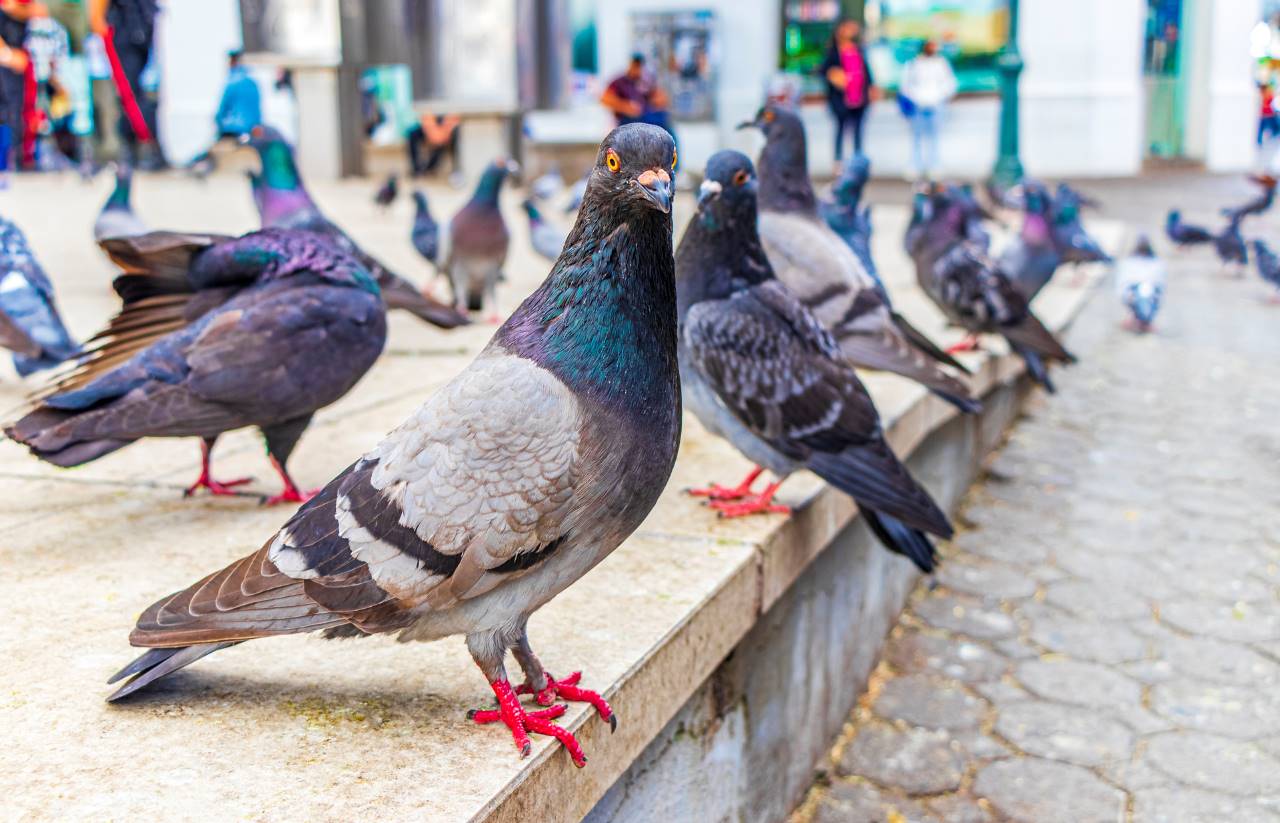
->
xmin=806 ymin=441 xmax=953 ymax=539
xmin=106 ymin=642 xmax=236 ymax=702
xmin=1012 ymin=343 xmax=1055 ymax=393
xmin=4 ymin=406 xmax=133 ymax=467
xmin=929 ymin=387 xmax=983 ymax=415
xmin=892 ymin=311 xmax=971 ymax=374
xmin=863 ymin=510 xmax=938 ymax=573
xmin=378 ymin=272 xmax=469 ymax=329
xmin=13 ymin=351 xmax=70 ymax=377
xmin=1001 ymin=313 xmax=1075 ymax=365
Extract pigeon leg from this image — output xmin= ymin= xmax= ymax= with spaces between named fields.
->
xmin=687 ymin=466 xmax=764 ymax=501
xmin=511 ymin=630 xmax=616 ymax=731
xmin=260 ymin=417 xmax=319 ymax=506
xmin=263 ymin=455 xmax=319 ymax=506
xmin=945 ymin=335 xmax=982 ymax=355
xmin=708 ymin=481 xmax=791 ymax=518
xmin=183 ymin=437 xmax=252 ymax=497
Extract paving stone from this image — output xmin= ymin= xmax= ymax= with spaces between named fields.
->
xmin=1045 ymin=579 xmax=1151 ymax=622
xmin=993 ymin=701 xmax=1133 ymax=768
xmin=1133 ymin=787 xmax=1277 ymax=823
xmin=952 ymin=730 xmax=1013 ymax=761
xmin=1157 ymin=635 xmax=1280 ymax=686
xmin=1053 ymin=552 xmax=1184 ymax=600
xmin=972 ymin=758 xmax=1126 ymax=823
xmin=1028 ymin=615 xmax=1148 ymax=664
xmin=1121 ymin=659 xmax=1177 ymax=685
xmin=937 ymin=560 xmax=1038 ymax=600
xmin=1145 ymin=731 xmax=1280 ymax=795
xmin=883 ymin=632 xmax=1009 ymax=684
xmin=812 ymin=780 xmax=932 ymax=823
xmin=1107 ymin=705 xmax=1176 ymax=736
xmin=993 ymin=638 xmax=1040 ymax=661
xmin=872 ymin=674 xmax=987 ymax=731
xmin=1150 ymin=679 xmax=1280 ymax=739
xmin=973 ymin=680 xmax=1030 ymax=705
xmin=948 ymin=530 xmax=1051 ymax=566
xmin=924 ymin=794 xmax=995 ymax=823
xmin=1015 ymin=659 xmax=1142 ymax=709
xmin=1160 ymin=600 xmax=1280 ymax=643
xmin=838 ymin=724 xmax=968 ymax=796
xmin=914 ymin=595 xmax=1018 ymax=641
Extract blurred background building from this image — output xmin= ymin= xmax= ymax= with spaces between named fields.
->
xmin=145 ymin=0 xmax=1264 ymax=180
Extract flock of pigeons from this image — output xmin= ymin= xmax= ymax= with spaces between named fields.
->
xmin=1164 ymin=173 xmax=1280 ymax=300
xmin=0 ymin=108 xmax=1117 ymax=769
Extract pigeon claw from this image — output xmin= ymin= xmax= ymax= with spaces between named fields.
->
xmin=262 ymin=486 xmax=320 ymax=506
xmin=687 ymin=467 xmax=764 ymax=502
xmin=708 ymin=481 xmax=790 ymax=519
xmin=944 ymin=335 xmax=982 ymax=355
xmin=472 ymin=679 xmax=586 ymax=767
xmin=182 ymin=474 xmax=253 ymax=498
xmin=517 ymin=670 xmax=616 ymax=731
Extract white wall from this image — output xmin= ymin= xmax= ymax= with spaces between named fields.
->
xmin=1199 ymin=0 xmax=1262 ymax=171
xmin=157 ymin=0 xmax=244 ymax=164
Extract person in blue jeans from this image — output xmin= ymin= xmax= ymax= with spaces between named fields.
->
xmin=898 ymin=40 xmax=956 ymax=180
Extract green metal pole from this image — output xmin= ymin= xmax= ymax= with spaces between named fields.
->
xmin=991 ymin=0 xmax=1024 ymax=189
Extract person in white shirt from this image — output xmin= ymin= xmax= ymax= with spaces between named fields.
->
xmin=898 ymin=40 xmax=957 ymax=179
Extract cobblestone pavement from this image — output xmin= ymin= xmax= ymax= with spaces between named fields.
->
xmin=793 ymin=223 xmax=1280 ymax=821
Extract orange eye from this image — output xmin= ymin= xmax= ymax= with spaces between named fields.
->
xmin=605 ymin=149 xmax=621 ymax=173
xmin=763 ymin=109 xmax=776 ymax=123
xmin=671 ymin=148 xmax=678 ymax=171
xmin=733 ymin=169 xmax=749 ymax=186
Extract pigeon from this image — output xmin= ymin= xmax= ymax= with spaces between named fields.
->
xmin=102 ymin=124 xmax=682 ymax=772
xmin=373 ymin=174 xmax=398 ymax=210
xmin=1115 ymin=235 xmax=1165 ymax=332
xmin=564 ymin=174 xmax=589 ymax=213
xmin=1212 ymin=211 xmax=1248 ymax=272
xmin=521 ymin=198 xmax=568 ymax=263
xmin=446 ymin=159 xmax=518 ymax=319
xmin=243 ymin=126 xmax=467 ymax=329
xmin=6 ymin=229 xmax=387 ymax=505
xmin=1251 ymin=239 xmax=1280 ymax=301
xmin=739 ymin=104 xmax=979 ymax=414
xmin=1000 ymin=180 xmax=1064 ymax=302
xmin=1050 ymin=184 xmax=1110 ymax=266
xmin=907 ymin=185 xmax=1075 ymax=393
xmin=1164 ymin=209 xmax=1213 ymax=247
xmin=530 ymin=164 xmax=564 ymax=202
xmin=94 ymin=166 xmax=149 ymax=242
xmin=677 ymin=150 xmax=951 ymax=569
xmin=1222 ymin=174 xmax=1276 ymax=221
xmin=0 ymin=217 xmax=79 ymax=375
xmin=820 ymin=155 xmax=879 ymax=290
xmin=410 ymin=190 xmax=439 ymax=266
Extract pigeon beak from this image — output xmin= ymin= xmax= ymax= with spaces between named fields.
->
xmin=636 ymin=168 xmax=673 ymax=214
xmin=506 ymin=159 xmax=521 ymax=175
xmin=736 ymin=119 xmax=758 ymax=131
xmin=697 ymin=179 xmax=722 ymax=208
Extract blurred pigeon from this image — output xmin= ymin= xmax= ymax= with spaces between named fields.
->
xmin=677 ymin=150 xmax=951 ymax=570
xmin=907 ymin=185 xmax=1075 ymax=393
xmin=373 ymin=174 xmax=398 ymax=210
xmin=1000 ymin=181 xmax=1064 ymax=302
xmin=820 ymin=155 xmax=879 ymax=289
xmin=1115 ymin=235 xmax=1165 ymax=332
xmin=1165 ymin=210 xmax=1213 ymax=247
xmin=564 ymin=174 xmax=589 ymax=213
xmin=410 ymin=190 xmax=439 ymax=266
xmin=6 ymin=229 xmax=387 ymax=505
xmin=243 ymin=126 xmax=466 ymax=329
xmin=446 ymin=159 xmax=517 ymax=319
xmin=94 ymin=166 xmax=148 ymax=241
xmin=521 ymin=199 xmax=568 ymax=263
xmin=530 ymin=164 xmax=564 ymax=202
xmin=1222 ymin=174 xmax=1276 ymax=221
xmin=1251 ymin=239 xmax=1280 ymax=301
xmin=1212 ymin=211 xmax=1248 ymax=273
xmin=102 ymin=124 xmax=682 ymax=771
xmin=0 ymin=217 xmax=79 ymax=375
xmin=833 ymin=153 xmax=871 ymax=207
xmin=1050 ymin=184 xmax=1110 ymax=266
xmin=740 ymin=104 xmax=978 ymax=414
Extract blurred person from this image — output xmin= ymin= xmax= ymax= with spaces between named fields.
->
xmin=84 ymin=28 xmax=120 ymax=163
xmin=820 ymin=18 xmax=875 ymax=169
xmin=1259 ymin=80 xmax=1279 ymax=147
xmin=188 ymin=50 xmax=260 ymax=173
xmin=899 ymin=39 xmax=956 ymax=180
xmin=600 ymin=52 xmax=674 ymax=138
xmin=0 ymin=0 xmax=40 ymax=174
xmin=406 ymin=111 xmax=460 ymax=185
xmin=88 ymin=0 xmax=164 ymax=170
xmin=25 ymin=9 xmax=74 ymax=167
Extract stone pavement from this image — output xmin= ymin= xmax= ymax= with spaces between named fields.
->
xmin=793 ymin=201 xmax=1280 ymax=822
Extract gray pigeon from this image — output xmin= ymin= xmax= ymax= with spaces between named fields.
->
xmin=1251 ymin=238 xmax=1280 ymax=300
xmin=7 ymin=229 xmax=387 ymax=505
xmin=103 ymin=124 xmax=681 ymax=771
xmin=999 ymin=181 xmax=1063 ymax=302
xmin=1049 ymin=183 xmax=1110 ymax=267
xmin=0 ymin=216 xmax=79 ymax=375
xmin=411 ymin=190 xmax=439 ymax=266
xmin=1116 ymin=235 xmax=1165 ymax=332
xmin=678 ymin=150 xmax=951 ymax=571
xmin=243 ymin=126 xmax=467 ymax=329
xmin=94 ymin=166 xmax=149 ymax=241
xmin=522 ymin=198 xmax=568 ymax=262
xmin=446 ymin=159 xmax=518 ymax=319
xmin=740 ymin=104 xmax=978 ymax=414
xmin=530 ymin=164 xmax=564 ymax=202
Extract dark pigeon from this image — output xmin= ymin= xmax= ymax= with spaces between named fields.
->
xmin=678 ymin=150 xmax=951 ymax=571
xmin=242 ymin=126 xmax=467 ymax=329
xmin=1165 ymin=209 xmax=1213 ymax=247
xmin=94 ymin=166 xmax=148 ymax=241
xmin=1252 ymin=239 xmax=1280 ymax=300
xmin=740 ymin=104 xmax=978 ymax=413
xmin=6 ymin=229 xmax=387 ymax=505
xmin=521 ymin=198 xmax=568 ymax=263
xmin=1050 ymin=183 xmax=1110 ymax=266
xmin=1116 ymin=235 xmax=1165 ymax=332
xmin=1000 ymin=181 xmax=1064 ymax=302
xmin=1223 ymin=174 xmax=1276 ymax=221
xmin=820 ymin=154 xmax=880 ymax=291
xmin=103 ymin=124 xmax=682 ymax=771
xmin=1212 ymin=211 xmax=1248 ymax=270
xmin=374 ymin=174 xmax=398 ymax=210
xmin=0 ymin=216 xmax=79 ymax=376
xmin=907 ymin=185 xmax=1075 ymax=393
xmin=446 ymin=159 xmax=517 ymax=319
xmin=411 ymin=190 xmax=439 ymax=266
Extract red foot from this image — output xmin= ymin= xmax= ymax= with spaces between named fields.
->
xmin=518 ymin=671 xmax=617 ymax=732
xmin=469 ymin=679 xmax=588 ymax=767
xmin=183 ymin=474 xmax=252 ymax=498
xmin=263 ymin=456 xmax=319 ymax=506
xmin=945 ymin=335 xmax=982 ymax=355
xmin=486 ymin=313 xmax=503 ymax=325
xmin=708 ymin=481 xmax=791 ymax=518
xmin=687 ymin=466 xmax=763 ymax=501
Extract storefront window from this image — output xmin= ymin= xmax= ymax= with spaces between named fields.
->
xmin=864 ymin=0 xmax=1007 ymax=94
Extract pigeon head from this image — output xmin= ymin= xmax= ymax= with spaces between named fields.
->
xmin=412 ymin=190 xmax=429 ymax=213
xmin=693 ymin=150 xmax=758 ymax=230
xmin=521 ymin=198 xmax=544 ymax=223
xmin=471 ymin=158 xmax=521 ymax=205
xmin=581 ymin=123 xmax=676 ymax=216
xmin=243 ymin=125 xmax=302 ymax=192
xmin=1165 ymin=210 xmax=1180 ymax=227
xmin=832 ymin=153 xmax=871 ymax=206
xmin=107 ymin=166 xmax=133 ymax=210
xmin=1133 ymin=235 xmax=1155 ymax=257
xmin=738 ymin=103 xmax=814 ymax=214
xmin=1021 ymin=181 xmax=1051 ymax=215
